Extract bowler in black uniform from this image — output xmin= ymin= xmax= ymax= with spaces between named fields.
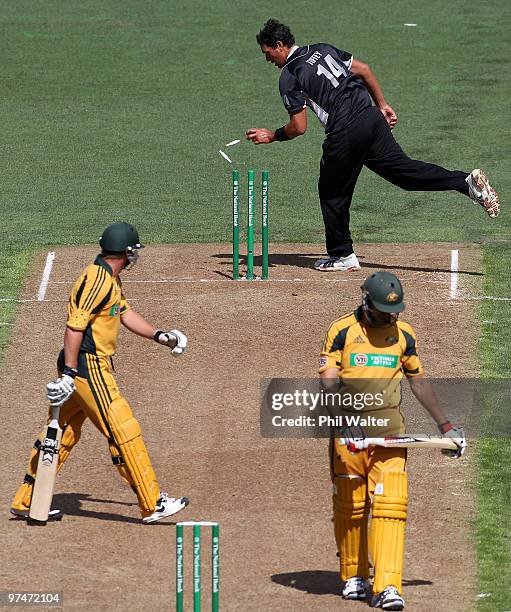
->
xmin=246 ymin=19 xmax=500 ymax=272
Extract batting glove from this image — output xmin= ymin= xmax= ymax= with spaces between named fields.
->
xmin=439 ymin=421 xmax=467 ymax=458
xmin=345 ymin=437 xmax=367 ymax=453
xmin=154 ymin=329 xmax=188 ymax=357
xmin=46 ymin=374 xmax=75 ymax=407
xmin=338 ymin=425 xmax=368 ymax=454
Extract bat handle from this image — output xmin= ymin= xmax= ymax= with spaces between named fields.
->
xmin=49 ymin=403 xmax=61 ymax=423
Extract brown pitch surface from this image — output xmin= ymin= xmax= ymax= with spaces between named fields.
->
xmin=1 ymin=243 xmax=480 ymax=611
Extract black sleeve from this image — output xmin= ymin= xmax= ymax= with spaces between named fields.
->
xmin=279 ymin=71 xmax=307 ymax=115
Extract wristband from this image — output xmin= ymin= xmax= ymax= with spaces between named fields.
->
xmin=153 ymin=330 xmax=164 ymax=343
xmin=274 ymin=127 xmax=290 ymax=142
xmin=438 ymin=421 xmax=453 ymax=434
xmin=62 ymin=366 xmax=77 ymax=379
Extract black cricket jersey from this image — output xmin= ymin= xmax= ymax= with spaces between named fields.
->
xmin=279 ymin=44 xmax=372 ymax=133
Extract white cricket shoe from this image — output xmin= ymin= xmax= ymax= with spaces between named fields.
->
xmin=10 ymin=508 xmax=63 ymax=522
xmin=466 ymin=169 xmax=500 ymax=218
xmin=314 ymin=253 xmax=361 ymax=272
xmin=342 ymin=576 xmax=369 ymax=600
xmin=142 ymin=492 xmax=189 ymax=524
xmin=371 ymin=586 xmax=405 ymax=610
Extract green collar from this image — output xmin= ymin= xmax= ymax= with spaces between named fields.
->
xmin=94 ymin=255 xmax=113 ymax=276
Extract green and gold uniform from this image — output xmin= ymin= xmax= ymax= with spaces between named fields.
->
xmin=320 ymin=306 xmax=423 ymax=594
xmin=12 ymin=256 xmax=160 ymax=517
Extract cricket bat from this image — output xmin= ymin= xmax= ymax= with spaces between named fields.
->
xmin=28 ymin=404 xmax=63 ymax=525
xmin=337 ymin=435 xmax=458 ymax=450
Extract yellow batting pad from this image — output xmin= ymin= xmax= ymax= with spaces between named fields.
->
xmin=107 ymin=398 xmax=160 ymax=513
xmin=333 ymin=476 xmax=370 ymax=580
xmin=108 ymin=440 xmax=135 ymax=488
xmin=371 ymin=470 xmax=408 ymax=593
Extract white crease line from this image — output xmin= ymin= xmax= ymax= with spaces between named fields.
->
xmin=0 ymin=276 xmax=454 ymax=302
xmin=46 ymin=278 xmax=354 ymax=284
xmin=37 ymin=251 xmax=56 ymax=301
xmin=450 ymin=249 xmax=459 ymax=299
xmin=46 ymin=276 xmax=449 ymax=285
xmin=0 ymin=298 xmax=65 ymax=303
xmin=2 ymin=295 xmax=500 ymax=305
xmin=465 ymin=296 xmax=511 ymax=302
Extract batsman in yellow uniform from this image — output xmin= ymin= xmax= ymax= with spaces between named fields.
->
xmin=320 ymin=271 xmax=466 ymax=610
xmin=11 ymin=222 xmax=189 ymax=524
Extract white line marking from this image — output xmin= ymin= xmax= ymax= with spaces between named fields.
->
xmin=2 ymin=294 xmax=507 ymax=304
xmin=218 ymin=150 xmax=232 ymax=164
xmin=37 ymin=251 xmax=56 ymax=301
xmin=46 ymin=278 xmax=355 ymax=285
xmin=465 ymin=296 xmax=511 ymax=301
xmin=47 ymin=275 xmax=451 ymax=286
xmin=404 ymin=23 xmax=417 ymax=26
xmin=226 ymin=139 xmax=240 ymax=147
xmin=450 ymin=249 xmax=459 ymax=299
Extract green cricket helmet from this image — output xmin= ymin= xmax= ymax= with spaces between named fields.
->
xmin=361 ymin=271 xmax=405 ymax=313
xmin=361 ymin=271 xmax=405 ymax=327
xmin=99 ymin=222 xmax=144 ymax=269
xmin=100 ymin=222 xmax=144 ymax=253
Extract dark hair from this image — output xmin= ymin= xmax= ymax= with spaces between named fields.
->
xmin=256 ymin=19 xmax=295 ymax=48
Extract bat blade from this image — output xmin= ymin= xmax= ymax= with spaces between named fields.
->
xmin=338 ymin=435 xmax=458 ymax=450
xmin=28 ymin=405 xmax=62 ymax=524
xmin=377 ymin=436 xmax=458 ymax=450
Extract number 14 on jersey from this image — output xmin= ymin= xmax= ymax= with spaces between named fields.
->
xmin=317 ymin=54 xmax=347 ymax=88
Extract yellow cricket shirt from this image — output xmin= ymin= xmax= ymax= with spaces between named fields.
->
xmin=319 ymin=306 xmax=424 ymax=433
xmin=66 ymin=256 xmax=130 ymax=358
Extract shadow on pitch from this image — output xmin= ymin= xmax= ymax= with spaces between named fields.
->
xmin=360 ymin=261 xmax=482 ymax=276
xmin=271 ymin=570 xmax=341 ymax=596
xmin=271 ymin=571 xmax=433 ymax=596
xmin=53 ymin=493 xmax=141 ymax=524
xmin=211 ymin=252 xmax=317 ymax=273
xmin=212 ymin=253 xmax=483 ymax=276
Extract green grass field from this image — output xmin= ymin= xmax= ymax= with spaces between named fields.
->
xmin=477 ymin=245 xmax=511 ymax=610
xmin=0 ymin=1 xmax=509 ymax=607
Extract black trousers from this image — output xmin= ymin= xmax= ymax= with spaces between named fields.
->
xmin=318 ymin=106 xmax=470 ymax=257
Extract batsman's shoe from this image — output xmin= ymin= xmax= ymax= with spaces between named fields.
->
xmin=342 ymin=576 xmax=369 ymax=600
xmin=314 ymin=253 xmax=361 ymax=272
xmin=142 ymin=492 xmax=189 ymax=524
xmin=466 ymin=169 xmax=500 ymax=218
xmin=9 ymin=508 xmax=63 ymax=522
xmin=371 ymin=586 xmax=405 ymax=610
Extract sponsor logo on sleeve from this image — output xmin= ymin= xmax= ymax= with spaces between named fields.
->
xmin=109 ymin=304 xmax=121 ymax=317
